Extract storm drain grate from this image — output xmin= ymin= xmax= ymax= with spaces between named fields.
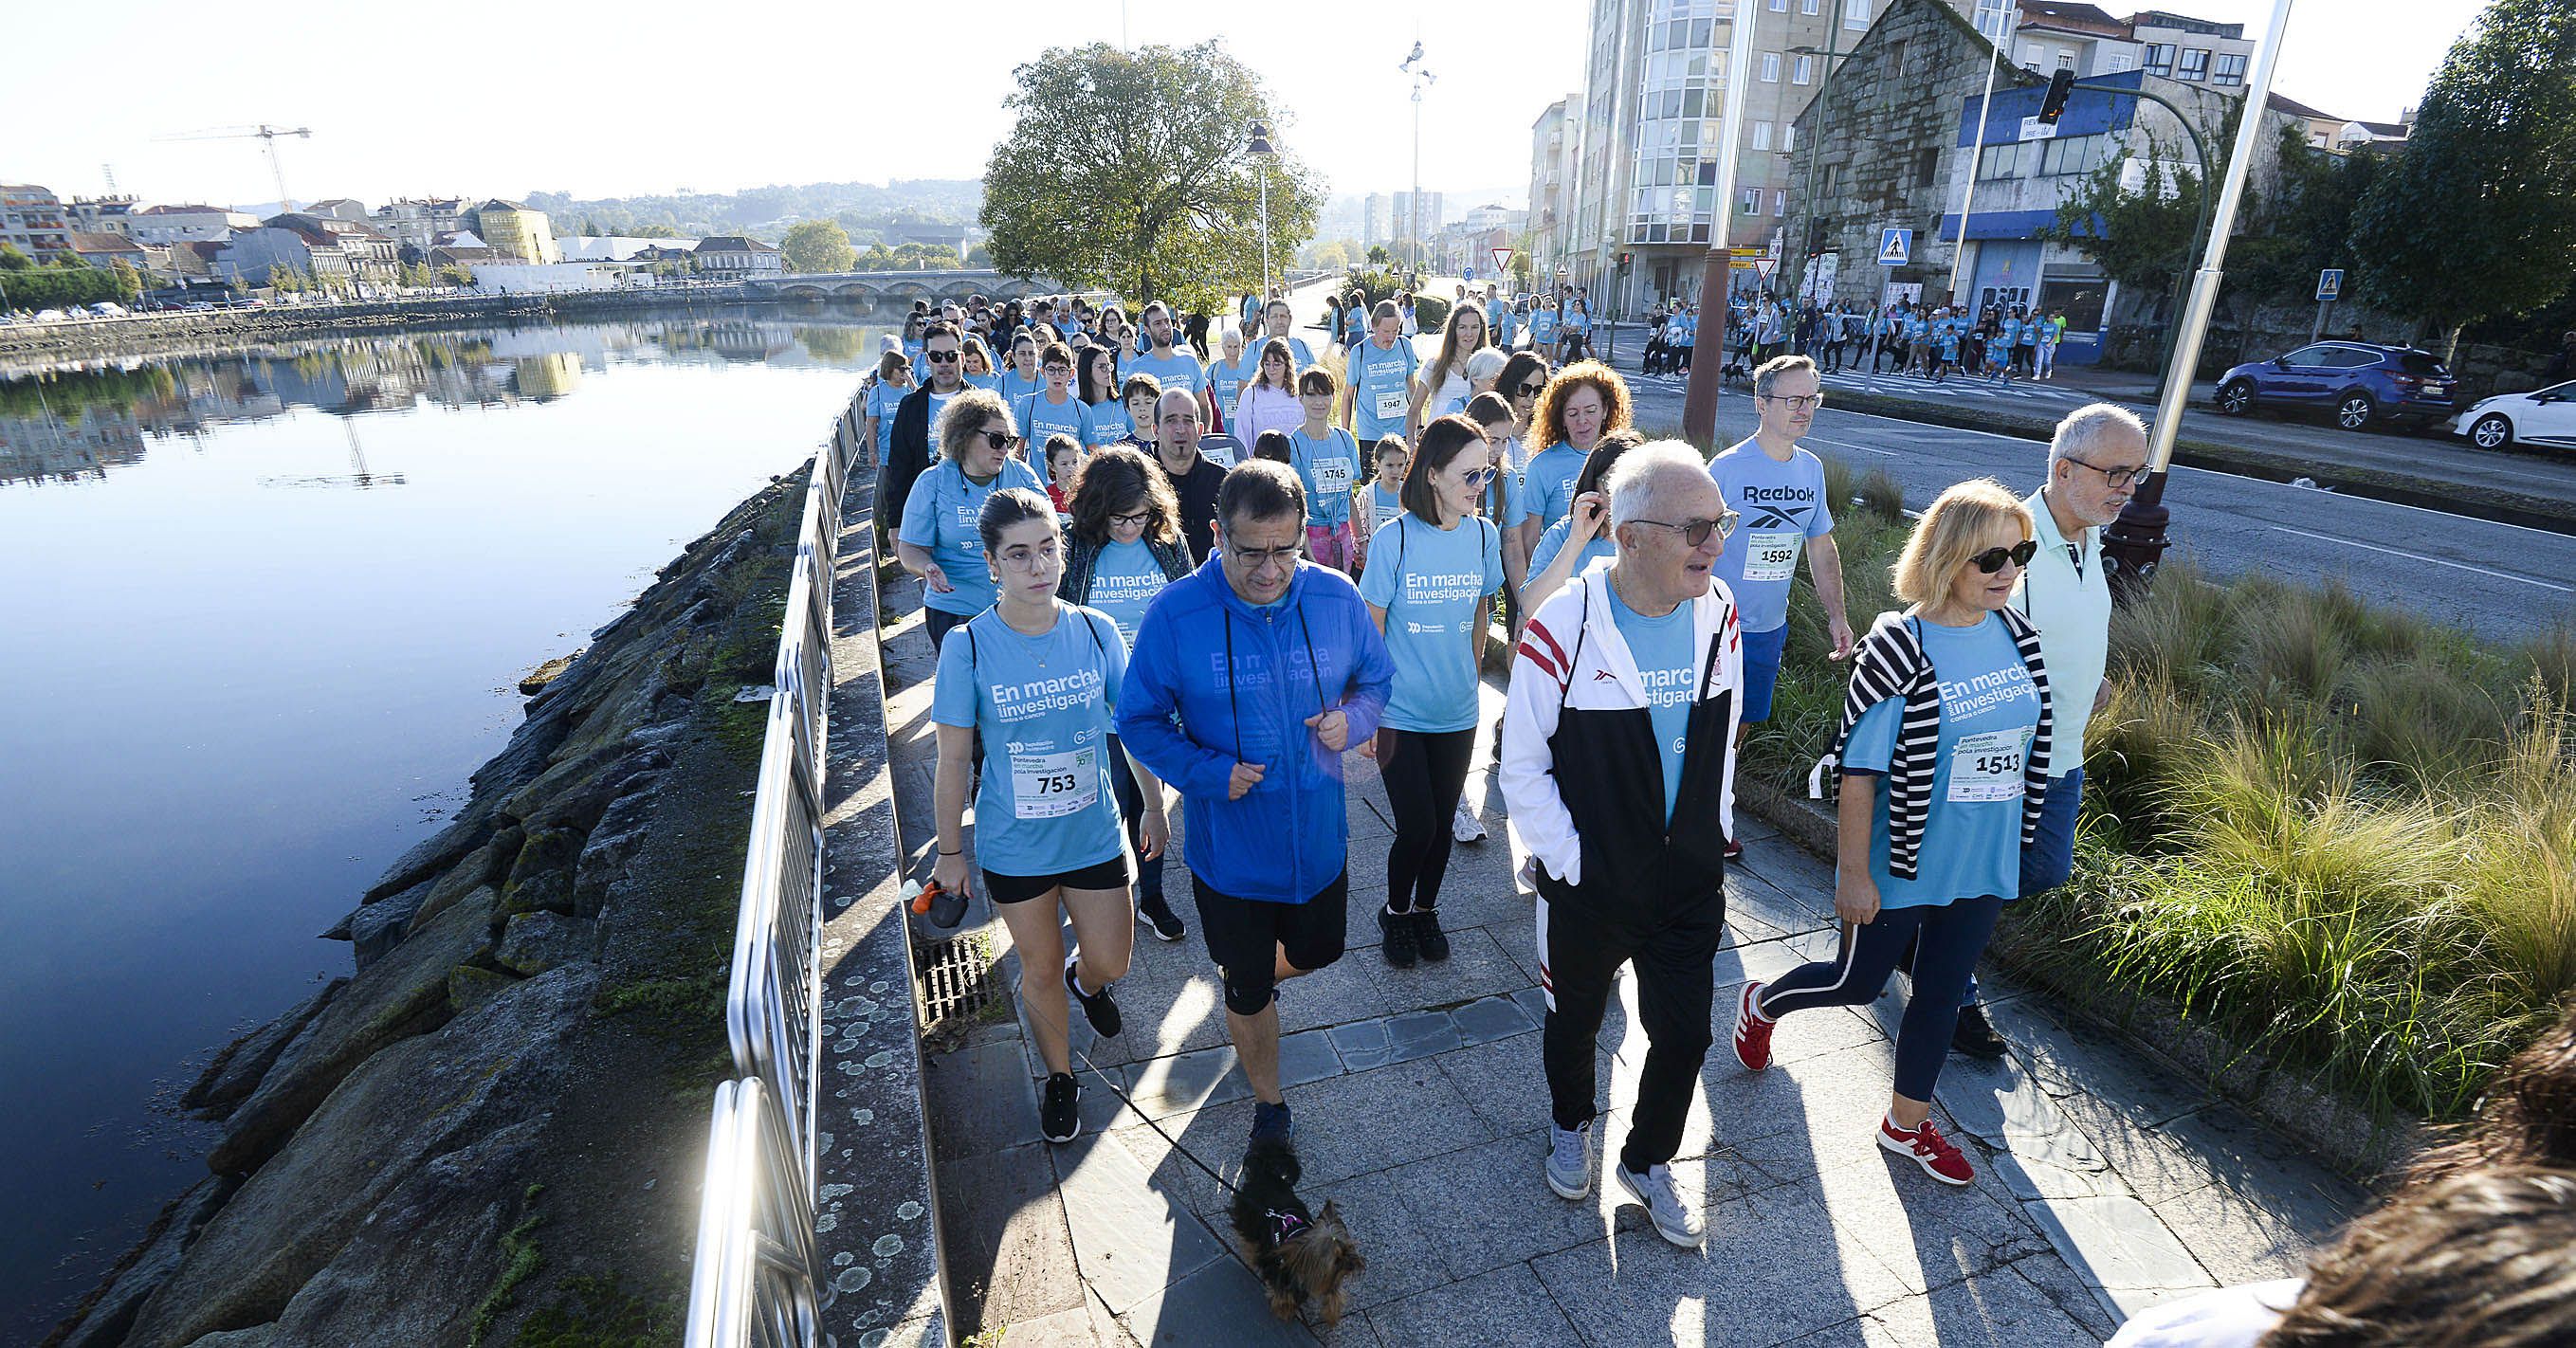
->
xmin=913 ymin=936 xmax=1003 ymax=1028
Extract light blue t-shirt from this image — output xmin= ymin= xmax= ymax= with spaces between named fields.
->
xmin=1369 ymin=481 xmax=1404 ymax=527
xmin=1289 ymin=427 xmax=1361 ymax=527
xmin=898 ymin=457 xmax=1047 ymax=617
xmin=1085 ymin=400 xmax=1131 ymax=447
xmin=1840 ymin=613 xmax=2041 ymax=909
xmin=923 ymin=388 xmax=960 ymax=443
xmin=1086 ymin=538 xmax=1171 ymax=646
xmin=1708 ymin=439 xmax=1835 ymax=634
xmin=1527 ymin=516 xmax=1615 ymax=582
xmin=1210 ymin=353 xmax=1260 ymax=414
xmin=1563 ymin=307 xmax=1593 ymax=335
xmin=1129 ymin=349 xmax=1206 ymax=400
xmin=1346 ymin=338 xmax=1417 ymax=442
xmin=1000 ymin=369 xmax=1045 ymax=407
xmin=964 ymin=372 xmax=1002 ymax=394
xmin=1997 ymin=319 xmax=2021 ymax=348
xmin=1513 ymin=444 xmax=1587 ymax=530
xmin=1015 ymin=392 xmax=1092 ymax=482
xmin=1606 ymin=577 xmax=1696 ymax=825
xmin=1360 ymin=514 xmax=1504 ymax=734
xmin=1255 ymin=335 xmax=1315 ymax=370
xmin=1527 ymin=309 xmax=1559 ymax=344
xmin=931 ymin=605 xmax=1130 ymax=877
xmin=868 ymin=379 xmax=908 ymax=461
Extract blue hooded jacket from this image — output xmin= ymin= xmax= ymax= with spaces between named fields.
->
xmin=1117 ymin=554 xmax=1393 ymax=903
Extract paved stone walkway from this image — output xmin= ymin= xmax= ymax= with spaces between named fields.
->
xmin=878 ymin=577 xmax=2367 ymax=1348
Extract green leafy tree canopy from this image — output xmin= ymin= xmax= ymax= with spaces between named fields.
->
xmin=780 ymin=219 xmax=858 ymax=273
xmin=981 ymin=40 xmax=1324 ymax=311
xmin=2351 ymin=0 xmax=2576 ymax=355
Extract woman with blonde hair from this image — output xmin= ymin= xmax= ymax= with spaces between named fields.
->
xmin=894 ymin=388 xmax=1048 ymax=651
xmin=1730 ymin=478 xmax=2054 ymax=1187
xmin=1407 ymin=301 xmax=1491 ymax=446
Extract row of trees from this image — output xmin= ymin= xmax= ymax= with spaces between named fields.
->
xmin=0 ymin=245 xmax=142 ymax=309
xmin=776 ymin=222 xmax=991 ymax=274
xmin=2051 ymin=0 xmax=2576 ymax=359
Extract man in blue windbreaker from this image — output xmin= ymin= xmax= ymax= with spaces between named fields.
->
xmin=1118 ymin=460 xmax=1395 ymax=1146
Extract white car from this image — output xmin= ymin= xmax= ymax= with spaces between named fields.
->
xmin=2455 ymin=380 xmax=2576 ymax=452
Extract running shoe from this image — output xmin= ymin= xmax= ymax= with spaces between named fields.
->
xmin=1545 ymin=1120 xmax=1593 ymax=1200
xmin=1063 ymin=954 xmax=1123 ymax=1037
xmin=1379 ymin=905 xmax=1420 ymax=969
xmin=1723 ymin=835 xmax=1745 ymax=863
xmin=1613 ymin=1163 xmax=1705 ymax=1248
xmin=1039 ymin=1072 xmax=1081 ymax=1144
xmin=1879 ymin=1115 xmax=1975 ymax=1186
xmin=1950 ymin=1002 xmax=2008 ymax=1060
xmin=1137 ymin=892 xmax=1186 ymax=942
xmin=1412 ymin=907 xmax=1451 ymax=962
xmin=1251 ymin=1099 xmax=1295 ymax=1145
xmin=1452 ymin=800 xmax=1488 ymax=843
xmin=1731 ymin=980 xmax=1776 ymax=1071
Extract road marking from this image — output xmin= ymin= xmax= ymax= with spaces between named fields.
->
xmin=2268 ymin=524 xmax=2575 ymax=592
xmin=1807 ymin=436 xmax=1897 ymax=457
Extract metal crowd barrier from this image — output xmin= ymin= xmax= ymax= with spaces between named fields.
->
xmin=687 ymin=382 xmax=869 ymax=1348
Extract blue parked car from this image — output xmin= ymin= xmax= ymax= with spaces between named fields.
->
xmin=2214 ymin=341 xmax=2457 ymax=431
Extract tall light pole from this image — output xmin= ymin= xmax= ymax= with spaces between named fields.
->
xmin=1784 ymin=14 xmax=1848 ymax=310
xmin=1400 ymin=43 xmax=1434 ymax=279
xmin=2101 ymin=0 xmax=2297 ymax=597
xmin=1946 ymin=8 xmax=2015 ymax=309
xmin=1249 ymin=121 xmax=1276 ymax=300
xmin=1682 ymin=0 xmax=1763 ymax=448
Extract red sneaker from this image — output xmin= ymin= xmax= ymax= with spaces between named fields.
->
xmin=1731 ymin=981 xmax=1776 ymax=1071
xmin=1879 ymin=1116 xmax=1975 ymax=1186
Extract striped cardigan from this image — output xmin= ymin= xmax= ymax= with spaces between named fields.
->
xmin=1809 ymin=609 xmax=2055 ymax=881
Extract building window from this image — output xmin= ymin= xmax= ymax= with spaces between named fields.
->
xmin=1800 ymin=0 xmax=1820 ymax=13
xmin=2107 ymin=52 xmax=2133 ymax=71
xmin=1742 ymin=186 xmax=1763 ymax=213
xmin=1844 ymin=0 xmax=1871 ymax=27
xmin=1783 ymin=124 xmax=1796 ymax=153
xmin=1769 ymin=0 xmax=1787 ymax=9
xmin=1794 ymin=53 xmax=1815 ymax=83
xmin=1761 ymin=51 xmax=1781 ymax=82
xmin=2211 ymin=51 xmax=2246 ymax=85
xmin=2057 ymin=51 xmax=2075 ymax=70
xmin=1976 ymin=141 xmax=2023 ymax=179
xmin=1974 ymin=0 xmax=2011 ymax=39
xmin=2177 ymin=47 xmax=2210 ymax=81
xmin=1752 ymin=120 xmax=1773 ymax=150
xmin=1913 ymin=146 xmax=1941 ymax=187
xmin=2142 ymin=43 xmax=2174 ymax=76
xmin=2039 ymin=134 xmax=2106 ymax=175
xmin=1774 ymin=189 xmax=1787 ymax=216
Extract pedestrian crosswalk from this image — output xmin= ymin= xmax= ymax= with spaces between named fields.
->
xmin=1815 ymin=368 xmax=2095 ymax=407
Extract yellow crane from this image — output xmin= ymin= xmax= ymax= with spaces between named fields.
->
xmin=154 ymin=124 xmax=313 ymax=212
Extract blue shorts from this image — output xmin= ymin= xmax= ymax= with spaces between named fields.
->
xmin=1740 ymin=624 xmax=1789 ymax=723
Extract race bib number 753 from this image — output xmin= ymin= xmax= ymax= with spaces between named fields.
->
xmin=1011 ymin=748 xmax=1099 ymax=819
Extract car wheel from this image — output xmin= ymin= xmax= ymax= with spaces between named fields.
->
xmin=2218 ymin=378 xmax=2256 ymax=416
xmin=2470 ymin=412 xmax=2514 ymax=451
xmin=2334 ymin=391 xmax=2377 ymax=430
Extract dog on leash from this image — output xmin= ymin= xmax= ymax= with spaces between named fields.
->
xmin=1229 ymin=1139 xmax=1363 ymax=1325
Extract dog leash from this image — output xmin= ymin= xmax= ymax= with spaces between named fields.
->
xmin=1020 ymin=988 xmax=1244 ymax=1198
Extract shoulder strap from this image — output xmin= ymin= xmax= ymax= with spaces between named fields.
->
xmin=1559 ymin=580 xmax=1591 ymax=713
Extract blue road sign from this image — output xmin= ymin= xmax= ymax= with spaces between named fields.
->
xmin=1464 ymin=266 xmax=1475 ymax=282
xmin=2316 ymin=268 xmax=2344 ymax=301
xmin=1878 ymin=228 xmax=1912 ymax=266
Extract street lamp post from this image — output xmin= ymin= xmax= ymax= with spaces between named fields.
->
xmin=1784 ymin=16 xmax=1847 ymax=312
xmin=1249 ymin=121 xmax=1276 ymax=301
xmin=1682 ymin=0 xmax=1763 ymax=448
xmin=1946 ymin=8 xmax=2015 ymax=309
xmin=1399 ymin=44 xmax=1434 ymax=280
xmin=2100 ymin=0 xmax=2298 ymax=598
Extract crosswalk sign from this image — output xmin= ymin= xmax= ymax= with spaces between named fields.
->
xmin=2316 ymin=268 xmax=2344 ymax=301
xmin=1877 ymin=228 xmax=1912 ymax=266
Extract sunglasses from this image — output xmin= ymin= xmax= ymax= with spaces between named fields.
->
xmin=1971 ymin=539 xmax=2040 ymax=574
xmin=975 ymin=429 xmax=1021 ymax=452
xmin=1516 ymin=381 xmax=1547 ymax=396
xmin=1632 ymin=513 xmax=1739 ymax=547
xmin=1458 ymin=466 xmax=1497 ymax=487
xmin=924 ymin=350 xmax=960 ymax=363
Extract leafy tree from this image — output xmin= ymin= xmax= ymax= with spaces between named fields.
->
xmin=1366 ymin=245 xmax=1390 ymax=266
xmin=108 ymin=259 xmax=143 ymax=301
xmin=267 ymin=264 xmax=302 ymax=293
xmin=2040 ymin=111 xmax=2233 ymax=324
xmin=2351 ymin=0 xmax=2576 ymax=360
xmin=630 ymin=224 xmax=682 ymax=239
xmin=2230 ymin=125 xmax=2384 ymax=307
xmin=780 ymin=219 xmax=858 ymax=273
xmin=0 ymin=243 xmax=31 ymax=271
xmin=1309 ymin=238 xmax=1357 ymax=271
xmin=982 ymin=40 xmax=1322 ymax=310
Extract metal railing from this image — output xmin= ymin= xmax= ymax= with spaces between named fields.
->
xmin=685 ymin=382 xmax=868 ymax=1348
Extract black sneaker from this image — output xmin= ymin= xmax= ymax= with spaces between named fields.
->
xmin=1137 ymin=892 xmax=1186 ymax=942
xmin=1251 ymin=1099 xmax=1294 ymax=1144
xmin=1040 ymin=1072 xmax=1081 ymax=1143
xmin=1063 ymin=955 xmax=1123 ymax=1037
xmin=1951 ymin=1002 xmax=2008 ymax=1060
xmin=1413 ymin=907 xmax=1451 ymax=962
xmin=1379 ymin=905 xmax=1419 ymax=969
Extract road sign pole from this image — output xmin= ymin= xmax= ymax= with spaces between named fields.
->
xmin=2311 ymin=299 xmax=2328 ymax=344
xmin=1682 ymin=0 xmax=1762 ymax=449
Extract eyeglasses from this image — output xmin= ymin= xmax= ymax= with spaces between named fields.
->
xmin=1228 ymin=542 xmax=1304 ymax=569
xmin=1760 ymin=392 xmax=1824 ymax=410
xmin=997 ymin=543 xmax=1062 ymax=573
xmin=2062 ymin=455 xmax=2147 ymax=488
xmin=1108 ymin=509 xmax=1151 ymax=528
xmin=1515 ymin=381 xmax=1547 ymax=396
xmin=1970 ymin=539 xmax=2040 ymax=574
xmin=976 ymin=429 xmax=1021 ymax=452
xmin=924 ymin=349 xmax=960 ymax=363
xmin=1631 ymin=512 xmax=1740 ymax=547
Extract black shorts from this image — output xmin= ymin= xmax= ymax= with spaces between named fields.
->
xmin=984 ymin=852 xmax=1133 ymax=906
xmin=1191 ymin=870 xmax=1349 ymax=1015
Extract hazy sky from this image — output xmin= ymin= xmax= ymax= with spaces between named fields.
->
xmin=10 ymin=1 xmax=2481 ymax=211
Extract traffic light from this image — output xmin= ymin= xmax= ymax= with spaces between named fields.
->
xmin=1617 ymin=251 xmax=1634 ymax=273
xmin=2036 ymin=68 xmax=2077 ymax=126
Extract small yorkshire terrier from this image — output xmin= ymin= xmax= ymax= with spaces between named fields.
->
xmin=1228 ymin=1139 xmax=1364 ymax=1325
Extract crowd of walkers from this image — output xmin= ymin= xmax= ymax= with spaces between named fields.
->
xmin=861 ymin=284 xmax=2573 ymax=1341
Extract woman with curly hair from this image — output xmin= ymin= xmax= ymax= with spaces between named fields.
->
xmin=1508 ymin=360 xmax=1634 ymax=576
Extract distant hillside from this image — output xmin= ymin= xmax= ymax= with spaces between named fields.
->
xmin=520 ymin=180 xmax=982 ymax=245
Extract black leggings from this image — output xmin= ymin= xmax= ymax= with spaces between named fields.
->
xmin=1755 ymin=894 xmax=2004 ymax=1102
xmin=1379 ymin=726 xmax=1476 ymax=913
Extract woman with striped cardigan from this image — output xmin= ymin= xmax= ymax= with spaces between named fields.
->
xmin=1728 ymin=479 xmax=2054 ymax=1186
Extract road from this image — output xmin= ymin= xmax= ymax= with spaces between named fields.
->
xmin=1284 ymin=277 xmax=2576 ymax=647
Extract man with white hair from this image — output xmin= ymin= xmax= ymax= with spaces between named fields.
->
xmin=1936 ymin=401 xmax=2151 ymax=1058
xmin=1501 ymin=441 xmax=1745 ymax=1249
xmin=1150 ymin=386 xmax=1227 ymax=563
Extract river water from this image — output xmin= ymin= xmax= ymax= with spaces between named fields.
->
xmin=0 ymin=308 xmax=901 ymax=1334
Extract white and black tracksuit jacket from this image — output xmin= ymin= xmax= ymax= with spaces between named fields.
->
xmin=1499 ymin=563 xmax=1745 ymax=904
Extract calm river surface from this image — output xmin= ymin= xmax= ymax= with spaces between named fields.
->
xmin=0 ymin=308 xmax=898 ymax=1333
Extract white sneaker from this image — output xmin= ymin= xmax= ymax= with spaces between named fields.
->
xmin=1545 ymin=1121 xmax=1592 ymax=1200
xmin=1614 ymin=1163 xmax=1706 ymax=1248
xmin=1452 ymin=800 xmax=1488 ymax=843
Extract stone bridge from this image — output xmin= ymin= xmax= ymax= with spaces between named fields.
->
xmin=744 ymin=268 xmax=1077 ymax=301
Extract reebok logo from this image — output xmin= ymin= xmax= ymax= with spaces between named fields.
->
xmin=1593 ymin=669 xmax=1618 ymax=682
xmin=1745 ymin=504 xmax=1809 ymax=530
xmin=1739 ymin=484 xmax=1815 ymax=504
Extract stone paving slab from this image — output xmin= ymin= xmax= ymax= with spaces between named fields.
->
xmin=884 ymin=660 xmax=2369 ymax=1343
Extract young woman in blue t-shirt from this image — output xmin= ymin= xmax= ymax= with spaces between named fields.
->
xmin=933 ymin=485 xmax=1169 ymax=1144
xmin=1731 ymin=479 xmax=2051 ymax=1187
xmin=862 ymin=348 xmax=912 ymax=466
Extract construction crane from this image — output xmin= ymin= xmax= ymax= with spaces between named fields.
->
xmin=154 ymin=124 xmax=312 ymax=212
